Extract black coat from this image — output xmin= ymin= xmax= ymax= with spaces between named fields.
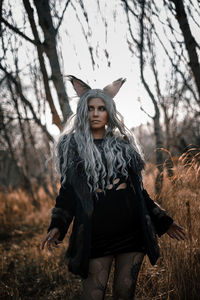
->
xmin=48 ymin=141 xmax=173 ymax=279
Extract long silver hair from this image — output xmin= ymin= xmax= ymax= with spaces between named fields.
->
xmin=56 ymin=88 xmax=145 ymax=192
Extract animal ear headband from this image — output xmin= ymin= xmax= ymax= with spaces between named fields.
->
xmin=67 ymin=75 xmax=126 ymax=98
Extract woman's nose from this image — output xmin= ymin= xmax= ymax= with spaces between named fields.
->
xmin=93 ymin=109 xmax=99 ymax=116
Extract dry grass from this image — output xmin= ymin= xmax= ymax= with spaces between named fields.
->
xmin=0 ymin=157 xmax=200 ymax=299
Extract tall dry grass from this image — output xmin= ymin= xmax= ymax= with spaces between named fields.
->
xmin=0 ymin=154 xmax=200 ymax=299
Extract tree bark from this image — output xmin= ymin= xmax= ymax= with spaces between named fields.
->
xmin=33 ymin=0 xmax=73 ymax=123
xmin=23 ymin=0 xmax=63 ymax=130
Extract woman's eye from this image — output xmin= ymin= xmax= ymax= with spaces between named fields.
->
xmin=99 ymin=106 xmax=106 ymax=111
xmin=88 ymin=106 xmax=93 ymax=111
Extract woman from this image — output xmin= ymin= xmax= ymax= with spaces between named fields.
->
xmin=41 ymin=76 xmax=185 ymax=300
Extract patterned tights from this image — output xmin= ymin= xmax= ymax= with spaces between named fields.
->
xmin=81 ymin=252 xmax=144 ymax=300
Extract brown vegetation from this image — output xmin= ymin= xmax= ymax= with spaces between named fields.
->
xmin=0 ymin=156 xmax=200 ymax=300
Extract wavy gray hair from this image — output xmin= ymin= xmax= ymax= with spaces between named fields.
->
xmin=57 ymin=88 xmax=144 ymax=192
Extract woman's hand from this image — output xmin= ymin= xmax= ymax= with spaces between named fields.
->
xmin=41 ymin=228 xmax=62 ymax=252
xmin=167 ymin=222 xmax=185 ymax=241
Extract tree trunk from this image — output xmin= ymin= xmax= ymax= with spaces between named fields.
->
xmin=139 ymin=0 xmax=164 ymax=198
xmin=33 ymin=0 xmax=73 ymax=123
xmin=7 ymin=79 xmax=40 ymax=208
xmin=23 ymin=0 xmax=63 ymax=130
xmin=153 ymin=113 xmax=164 ymax=199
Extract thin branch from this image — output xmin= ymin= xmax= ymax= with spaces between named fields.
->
xmin=55 ymin=0 xmax=71 ymax=34
xmin=147 ymin=27 xmax=162 ymax=101
xmin=70 ymin=1 xmax=95 ymax=69
xmin=121 ymin=0 xmax=139 ymax=18
xmin=0 ymin=104 xmax=16 ymax=160
xmin=123 ymin=4 xmax=139 ymax=47
xmin=139 ymin=2 xmax=158 ymax=119
xmin=140 ymin=105 xmax=154 ymax=119
xmin=4 ymin=116 xmax=35 ymax=124
xmin=187 ymin=4 xmax=200 ymax=30
xmin=0 ymin=16 xmax=37 ymax=45
xmin=0 ymin=64 xmax=54 ymax=142
xmin=154 ymin=27 xmax=199 ymax=104
xmin=138 ymin=98 xmax=154 ymax=119
xmin=0 ymin=0 xmax=4 ymax=35
xmin=170 ymin=0 xmax=200 ymax=100
xmin=0 ymin=74 xmax=6 ymax=85
xmin=188 ymin=0 xmax=200 ymax=19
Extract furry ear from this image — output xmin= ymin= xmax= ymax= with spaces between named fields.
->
xmin=103 ymin=78 xmax=126 ymax=98
xmin=67 ymin=75 xmax=91 ymax=97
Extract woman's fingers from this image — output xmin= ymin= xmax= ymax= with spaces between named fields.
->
xmin=41 ymin=234 xmax=49 ymax=250
xmin=173 ymin=231 xmax=183 ymax=240
xmin=41 ymin=233 xmax=52 ymax=251
xmin=174 ymin=225 xmax=185 ymax=240
xmin=172 ymin=230 xmax=183 ymax=240
xmin=167 ymin=222 xmax=185 ymax=240
xmin=178 ymin=229 xmax=185 ymax=240
xmin=46 ymin=236 xmax=55 ymax=252
xmin=47 ymin=238 xmax=62 ymax=251
xmin=41 ymin=228 xmax=61 ymax=251
xmin=52 ymin=239 xmax=63 ymax=248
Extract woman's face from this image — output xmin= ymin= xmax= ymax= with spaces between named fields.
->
xmin=88 ymin=98 xmax=108 ymax=131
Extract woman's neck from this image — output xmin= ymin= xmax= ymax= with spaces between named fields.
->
xmin=91 ymin=128 xmax=105 ymax=139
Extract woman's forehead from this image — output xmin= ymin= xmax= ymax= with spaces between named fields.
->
xmin=88 ymin=97 xmax=105 ymax=106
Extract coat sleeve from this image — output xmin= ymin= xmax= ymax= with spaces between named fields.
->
xmin=142 ymin=188 xmax=174 ymax=237
xmin=47 ymin=134 xmax=77 ymax=240
xmin=47 ymin=179 xmax=76 ymax=240
xmin=127 ymin=147 xmax=173 ymax=237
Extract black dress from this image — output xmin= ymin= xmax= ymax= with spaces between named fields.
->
xmin=90 ymin=139 xmax=146 ymax=258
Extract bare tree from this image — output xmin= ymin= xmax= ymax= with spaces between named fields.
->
xmin=1 ymin=0 xmax=200 ymax=203
xmin=120 ymin=0 xmax=165 ymax=197
xmin=1 ymin=0 xmax=73 ymax=129
xmin=25 ymin=0 xmax=73 ymax=123
xmin=119 ymin=0 xmax=200 ymax=196
xmin=0 ymin=0 xmax=97 ymax=202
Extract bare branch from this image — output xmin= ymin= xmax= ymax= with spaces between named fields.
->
xmin=0 ymin=63 xmax=54 ymax=142
xmin=121 ymin=0 xmax=139 ymax=18
xmin=70 ymin=1 xmax=95 ymax=69
xmin=123 ymin=2 xmax=139 ymax=47
xmin=0 ymin=0 xmax=4 ymax=35
xmin=55 ymin=0 xmax=71 ymax=34
xmin=0 ymin=16 xmax=37 ymax=45
xmin=0 ymin=74 xmax=6 ymax=85
xmin=155 ymin=28 xmax=199 ymax=104
xmin=170 ymin=0 xmax=200 ymax=100
xmin=139 ymin=6 xmax=158 ymax=118
xmin=138 ymin=99 xmax=154 ymax=119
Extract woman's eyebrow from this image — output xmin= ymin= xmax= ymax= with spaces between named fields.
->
xmin=88 ymin=105 xmax=106 ymax=108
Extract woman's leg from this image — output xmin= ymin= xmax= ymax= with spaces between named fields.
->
xmin=113 ymin=252 xmax=144 ymax=300
xmin=81 ymin=255 xmax=113 ymax=300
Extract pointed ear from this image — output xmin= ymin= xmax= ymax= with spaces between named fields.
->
xmin=103 ymin=78 xmax=126 ymax=98
xmin=67 ymin=75 xmax=91 ymax=97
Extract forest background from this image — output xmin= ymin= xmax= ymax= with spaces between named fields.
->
xmin=0 ymin=0 xmax=200 ymax=299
